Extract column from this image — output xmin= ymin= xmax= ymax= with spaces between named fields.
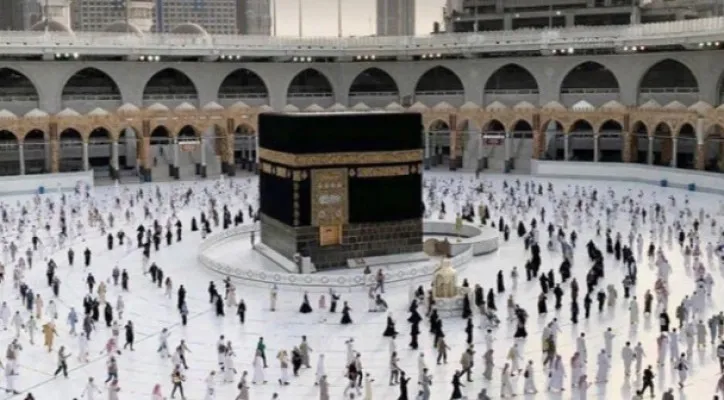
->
xmin=532 ymin=130 xmax=542 ymax=159
xmin=504 ymin=133 xmax=511 ymax=171
xmin=670 ymin=138 xmax=678 ymax=168
xmin=82 ymin=141 xmax=89 ymax=171
xmin=50 ymin=132 xmax=59 ymax=173
xmin=18 ymin=143 xmax=25 ymax=175
xmin=593 ymin=134 xmax=600 ymax=162
xmin=695 ymin=142 xmax=706 ymax=170
xmin=424 ymin=131 xmax=431 ymax=170
xmin=200 ymin=136 xmax=208 ymax=177
xmin=647 ymin=137 xmax=654 ymax=165
xmin=563 ymin=134 xmax=569 ymax=161
xmin=111 ymin=141 xmax=119 ymax=180
xmin=477 ymin=133 xmax=484 ymax=170
xmin=225 ymin=131 xmax=235 ymax=176
xmin=172 ymin=137 xmax=179 ymax=179
xmin=254 ymin=134 xmax=259 ymax=173
xmin=622 ymin=132 xmax=632 ymax=162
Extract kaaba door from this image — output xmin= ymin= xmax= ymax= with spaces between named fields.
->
xmin=320 ymin=225 xmax=343 ymax=246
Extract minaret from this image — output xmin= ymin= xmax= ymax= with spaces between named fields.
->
xmin=127 ymin=0 xmax=154 ymax=32
xmin=42 ymin=0 xmax=72 ymax=28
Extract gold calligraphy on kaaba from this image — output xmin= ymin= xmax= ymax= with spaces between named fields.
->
xmin=311 ymin=168 xmax=348 ymax=226
xmin=356 ymin=165 xmax=411 ymax=178
xmin=259 ymin=148 xmax=423 ymax=167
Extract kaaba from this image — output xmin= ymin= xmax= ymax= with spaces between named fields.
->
xmin=258 ymin=112 xmax=424 ymax=270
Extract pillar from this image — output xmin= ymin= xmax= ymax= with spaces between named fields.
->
xmin=200 ymin=136 xmax=207 ymax=178
xmin=254 ymin=134 xmax=259 ymax=173
xmin=477 ymin=132 xmax=484 ymax=171
xmin=172 ymin=137 xmax=179 ymax=179
xmin=647 ymin=137 xmax=654 ymax=165
xmin=563 ymin=134 xmax=569 ymax=161
xmin=17 ymin=143 xmax=25 ymax=175
xmin=223 ymin=119 xmax=236 ymax=176
xmin=695 ymin=142 xmax=705 ymax=170
xmin=111 ymin=140 xmax=119 ymax=180
xmin=504 ymin=133 xmax=512 ymax=171
xmin=532 ymin=130 xmax=543 ymax=159
xmin=670 ymin=138 xmax=678 ymax=168
xmin=622 ymin=132 xmax=632 ymax=162
xmin=593 ymin=134 xmax=599 ymax=162
xmin=448 ymin=114 xmax=459 ymax=171
xmin=82 ymin=141 xmax=89 ymax=171
xmin=424 ymin=131 xmax=431 ymax=170
xmin=49 ymin=123 xmax=59 ymax=173
xmin=660 ymin=137 xmax=672 ymax=165
xmin=140 ymin=121 xmax=151 ymax=182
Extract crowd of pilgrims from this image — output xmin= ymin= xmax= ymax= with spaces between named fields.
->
xmin=1 ymin=175 xmax=724 ymax=400
xmin=0 ymin=180 xmax=263 ymax=400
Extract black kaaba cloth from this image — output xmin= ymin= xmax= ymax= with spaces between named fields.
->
xmin=259 ymin=112 xmax=424 ymax=226
xmin=258 ymin=112 xmax=424 ymax=270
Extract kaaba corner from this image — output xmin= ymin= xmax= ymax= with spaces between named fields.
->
xmin=257 ymin=112 xmax=424 ymax=270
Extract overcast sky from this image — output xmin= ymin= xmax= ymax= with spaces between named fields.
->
xmin=272 ymin=0 xmax=445 ymax=36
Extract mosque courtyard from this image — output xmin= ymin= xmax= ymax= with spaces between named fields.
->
xmin=1 ymin=171 xmax=723 ymax=400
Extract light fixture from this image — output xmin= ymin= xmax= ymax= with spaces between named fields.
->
xmin=567 ymin=47 xmax=574 ymax=54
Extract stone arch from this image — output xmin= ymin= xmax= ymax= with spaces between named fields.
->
xmin=481 ymin=119 xmax=506 ymax=133
xmin=0 ymin=67 xmax=40 ymax=107
xmin=415 ymin=66 xmax=465 ymax=107
xmin=0 ymin=129 xmax=19 ymax=176
xmin=142 ymin=68 xmax=199 ymax=104
xmin=510 ymin=119 xmax=534 ymax=138
xmin=287 ymin=69 xmax=333 ymax=96
xmin=540 ymin=120 xmax=565 ymax=160
xmin=22 ymin=129 xmax=46 ymax=173
xmin=560 ymin=61 xmax=620 ymax=106
xmin=349 ymin=68 xmax=399 ymax=95
xmin=676 ymin=122 xmax=696 ymax=169
xmin=88 ymin=127 xmax=112 ymax=170
xmin=61 ymin=67 xmax=122 ymax=111
xmin=597 ymin=120 xmax=623 ymax=162
xmin=178 ymin=125 xmax=198 ymax=138
xmin=638 ymin=59 xmax=698 ymax=105
xmin=427 ymin=119 xmax=451 ymax=167
xmin=218 ymin=68 xmax=269 ymax=104
xmin=628 ymin=121 xmax=648 ymax=164
xmin=567 ymin=119 xmax=595 ymax=161
xmin=560 ymin=61 xmax=620 ymax=92
xmin=150 ymin=125 xmax=171 ymax=144
xmin=234 ymin=123 xmax=257 ymax=169
xmin=704 ymin=124 xmax=724 ymax=172
xmin=484 ymin=64 xmax=538 ymax=93
xmin=650 ymin=122 xmax=673 ymax=166
xmin=58 ymin=128 xmax=83 ymax=172
xmin=286 ymin=68 xmax=334 ymax=108
xmin=415 ymin=66 xmax=463 ymax=94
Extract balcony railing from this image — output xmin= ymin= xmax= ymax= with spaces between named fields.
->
xmin=0 ymin=16 xmax=722 ymax=56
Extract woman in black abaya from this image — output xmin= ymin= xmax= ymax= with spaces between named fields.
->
xmin=496 ymin=270 xmax=505 ymax=293
xmin=299 ymin=292 xmax=313 ymax=314
xmin=461 ymin=293 xmax=472 ymax=319
xmin=340 ymin=302 xmax=353 ymax=324
xmin=383 ymin=314 xmax=398 ymax=337
xmin=450 ymin=370 xmax=464 ymax=399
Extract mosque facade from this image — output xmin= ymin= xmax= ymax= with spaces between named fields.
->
xmin=1 ymin=20 xmax=724 ymax=179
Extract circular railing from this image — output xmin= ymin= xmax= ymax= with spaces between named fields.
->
xmin=197 ymin=223 xmax=482 ymax=292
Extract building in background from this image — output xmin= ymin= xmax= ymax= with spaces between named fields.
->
xmin=377 ymin=0 xmax=415 ymax=36
xmin=71 ymin=0 xmax=154 ymax=33
xmin=0 ymin=0 xmax=30 ymax=30
xmin=151 ymin=0 xmax=237 ymax=34
xmin=236 ymin=0 xmax=271 ymax=35
xmin=442 ymin=0 xmax=721 ymax=33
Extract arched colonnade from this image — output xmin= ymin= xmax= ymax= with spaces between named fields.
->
xmin=2 ymin=103 xmax=724 ymax=179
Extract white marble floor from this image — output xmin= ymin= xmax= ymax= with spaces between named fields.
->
xmin=1 ymin=172 xmax=723 ymax=400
